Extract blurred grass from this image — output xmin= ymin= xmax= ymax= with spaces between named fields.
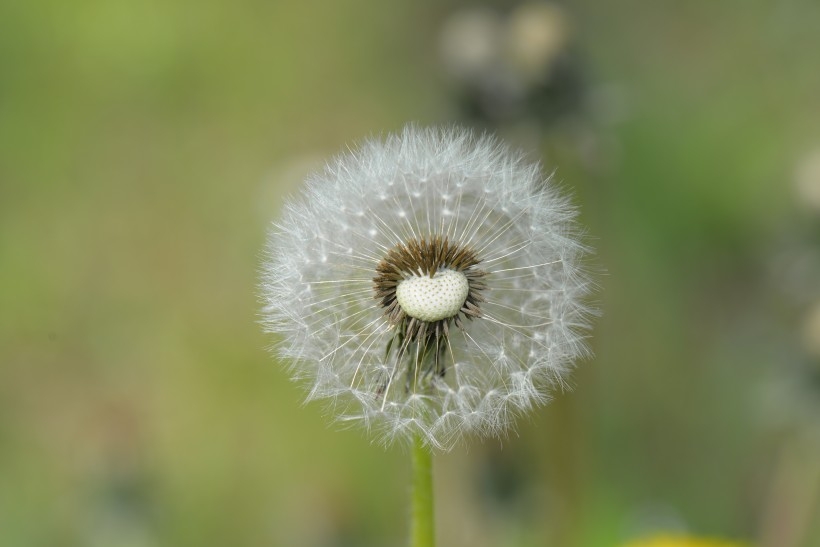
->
xmin=2 ymin=1 xmax=820 ymax=546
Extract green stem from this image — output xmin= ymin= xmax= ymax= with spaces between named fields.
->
xmin=410 ymin=433 xmax=435 ymax=547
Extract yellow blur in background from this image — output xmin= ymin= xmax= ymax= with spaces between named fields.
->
xmin=622 ymin=535 xmax=748 ymax=547
xmin=1 ymin=1 xmax=819 ymax=546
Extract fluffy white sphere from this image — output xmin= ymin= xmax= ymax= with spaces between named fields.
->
xmin=261 ymin=125 xmax=593 ymax=450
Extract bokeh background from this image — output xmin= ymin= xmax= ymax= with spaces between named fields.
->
xmin=2 ymin=1 xmax=819 ymax=546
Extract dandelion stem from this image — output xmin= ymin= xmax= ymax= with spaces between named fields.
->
xmin=410 ymin=433 xmax=435 ymax=547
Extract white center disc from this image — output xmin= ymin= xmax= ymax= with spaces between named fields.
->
xmin=396 ymin=268 xmax=470 ymax=322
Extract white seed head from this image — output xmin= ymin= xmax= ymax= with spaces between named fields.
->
xmin=396 ymin=269 xmax=470 ymax=322
xmin=261 ymin=125 xmax=594 ymax=450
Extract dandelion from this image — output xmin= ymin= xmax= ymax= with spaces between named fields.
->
xmin=261 ymin=125 xmax=592 ymax=450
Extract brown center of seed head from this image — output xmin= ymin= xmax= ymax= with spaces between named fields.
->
xmin=372 ymin=235 xmax=488 ymax=346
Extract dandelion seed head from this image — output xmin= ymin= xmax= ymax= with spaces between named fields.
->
xmin=261 ymin=125 xmax=593 ymax=450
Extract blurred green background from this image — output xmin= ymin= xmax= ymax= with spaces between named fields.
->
xmin=2 ymin=1 xmax=819 ymax=546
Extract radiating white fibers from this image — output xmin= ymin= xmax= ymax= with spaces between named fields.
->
xmin=261 ymin=125 xmax=594 ymax=450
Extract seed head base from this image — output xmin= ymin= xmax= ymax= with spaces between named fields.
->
xmin=373 ymin=235 xmax=487 ymax=393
